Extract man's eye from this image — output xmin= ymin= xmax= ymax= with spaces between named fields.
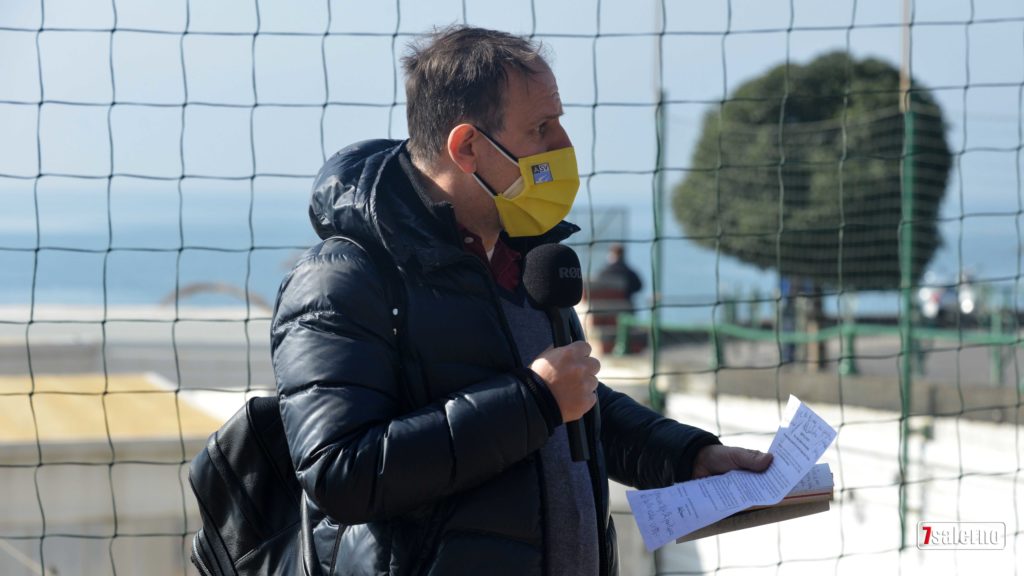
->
xmin=538 ymin=123 xmax=547 ymax=135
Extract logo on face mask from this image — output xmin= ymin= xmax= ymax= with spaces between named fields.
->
xmin=471 ymin=129 xmax=580 ymax=237
xmin=531 ymin=163 xmax=553 ymax=184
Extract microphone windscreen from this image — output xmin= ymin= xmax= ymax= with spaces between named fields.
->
xmin=522 ymin=244 xmax=583 ymax=309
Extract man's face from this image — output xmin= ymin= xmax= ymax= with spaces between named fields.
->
xmin=476 ymin=63 xmax=571 ymax=193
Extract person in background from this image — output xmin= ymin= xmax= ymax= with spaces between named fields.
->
xmin=271 ymin=25 xmax=772 ymax=576
xmin=595 ymin=243 xmax=644 ymax=312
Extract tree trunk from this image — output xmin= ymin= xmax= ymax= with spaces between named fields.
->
xmin=804 ymin=281 xmax=827 ymax=371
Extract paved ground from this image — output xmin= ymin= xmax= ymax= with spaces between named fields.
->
xmin=605 ymin=334 xmax=1024 ymax=424
xmin=0 ymin=306 xmax=1020 ymax=575
xmin=0 ymin=310 xmax=277 ymax=394
xmin=661 ymin=333 xmax=1024 ymax=388
xmin=1 ymin=306 xmax=1019 ymax=427
xmin=0 ymin=373 xmax=222 ymax=442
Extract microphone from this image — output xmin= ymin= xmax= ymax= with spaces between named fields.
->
xmin=522 ymin=243 xmax=591 ymax=462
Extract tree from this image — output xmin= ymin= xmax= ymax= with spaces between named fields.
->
xmin=672 ymin=52 xmax=952 ymax=292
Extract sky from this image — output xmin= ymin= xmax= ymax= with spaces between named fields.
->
xmin=0 ymin=0 xmax=1022 ymax=314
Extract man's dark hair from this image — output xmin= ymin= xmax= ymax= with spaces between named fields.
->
xmin=402 ymin=26 xmax=547 ymax=164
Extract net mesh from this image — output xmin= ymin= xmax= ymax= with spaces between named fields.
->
xmin=0 ymin=0 xmax=1021 ymax=574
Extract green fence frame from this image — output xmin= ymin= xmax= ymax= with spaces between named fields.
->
xmin=613 ymin=314 xmax=1021 ymax=387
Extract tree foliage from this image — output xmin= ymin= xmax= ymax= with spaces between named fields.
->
xmin=672 ymin=52 xmax=952 ymax=290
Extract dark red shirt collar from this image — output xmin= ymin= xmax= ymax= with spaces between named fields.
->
xmin=458 ymin=226 xmax=521 ymax=293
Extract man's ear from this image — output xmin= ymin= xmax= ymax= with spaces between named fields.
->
xmin=447 ymin=123 xmax=479 ymax=174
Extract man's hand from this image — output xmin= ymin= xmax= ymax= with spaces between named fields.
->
xmin=530 ymin=341 xmax=600 ymax=423
xmin=692 ymin=445 xmax=773 ymax=479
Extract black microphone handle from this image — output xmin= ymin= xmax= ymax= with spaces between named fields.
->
xmin=548 ymin=307 xmax=591 ymax=462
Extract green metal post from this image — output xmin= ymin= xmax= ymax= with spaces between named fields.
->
xmin=650 ymin=90 xmax=666 ymax=412
xmin=898 ymin=108 xmax=915 ymax=550
xmin=710 ymin=329 xmax=723 ymax=371
xmin=614 ymin=315 xmax=630 ymax=357
xmin=839 ymin=324 xmax=858 ymax=375
xmin=991 ymin=294 xmax=1004 ymax=386
xmin=724 ymin=293 xmax=737 ymax=325
xmin=910 ymin=307 xmax=925 ymax=377
xmin=749 ymin=288 xmax=762 ymax=328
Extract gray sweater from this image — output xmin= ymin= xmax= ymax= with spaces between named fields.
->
xmin=500 ymin=294 xmax=599 ymax=576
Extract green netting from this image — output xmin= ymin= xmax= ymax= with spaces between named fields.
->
xmin=0 ymin=0 xmax=1021 ymax=574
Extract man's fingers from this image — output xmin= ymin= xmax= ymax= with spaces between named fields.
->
xmin=534 ymin=339 xmax=601 ymax=422
xmin=736 ymin=448 xmax=772 ymax=471
xmin=567 ymin=340 xmax=592 ymax=357
xmin=693 ymin=445 xmax=774 ymax=479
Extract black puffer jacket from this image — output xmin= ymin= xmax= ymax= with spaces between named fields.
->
xmin=271 ymin=140 xmax=720 ymax=576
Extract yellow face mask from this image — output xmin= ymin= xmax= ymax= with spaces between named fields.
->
xmin=472 ymin=129 xmax=580 ymax=237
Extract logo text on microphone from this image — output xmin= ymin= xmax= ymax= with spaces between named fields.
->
xmin=558 ymin=267 xmax=582 ymax=280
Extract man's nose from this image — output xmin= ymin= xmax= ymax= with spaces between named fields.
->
xmin=549 ymin=123 xmax=572 ymax=150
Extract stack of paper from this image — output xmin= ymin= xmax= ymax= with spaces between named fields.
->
xmin=626 ymin=395 xmax=837 ymax=550
xmin=676 ymin=462 xmax=833 ymax=542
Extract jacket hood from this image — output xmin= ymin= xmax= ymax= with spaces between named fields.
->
xmin=308 ymin=139 xmax=401 ymax=243
xmin=308 ymin=139 xmax=580 ymax=269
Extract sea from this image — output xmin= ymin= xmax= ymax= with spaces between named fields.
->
xmin=0 ymin=186 xmax=1021 ymax=326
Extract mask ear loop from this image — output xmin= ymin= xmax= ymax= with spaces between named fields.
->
xmin=475 ymin=127 xmax=520 ymax=166
xmin=472 ymin=126 xmax=520 ymax=197
xmin=471 ymin=173 xmax=499 ymax=197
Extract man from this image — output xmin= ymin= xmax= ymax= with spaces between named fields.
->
xmin=595 ymin=243 xmax=644 ymax=312
xmin=590 ymin=243 xmax=645 ymax=354
xmin=271 ymin=26 xmax=770 ymax=576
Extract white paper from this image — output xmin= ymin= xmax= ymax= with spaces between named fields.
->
xmin=791 ymin=462 xmax=832 ymax=494
xmin=768 ymin=395 xmax=802 ymax=452
xmin=626 ymin=395 xmax=837 ymax=550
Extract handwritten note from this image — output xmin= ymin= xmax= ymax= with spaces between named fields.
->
xmin=626 ymin=395 xmax=837 ymax=550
